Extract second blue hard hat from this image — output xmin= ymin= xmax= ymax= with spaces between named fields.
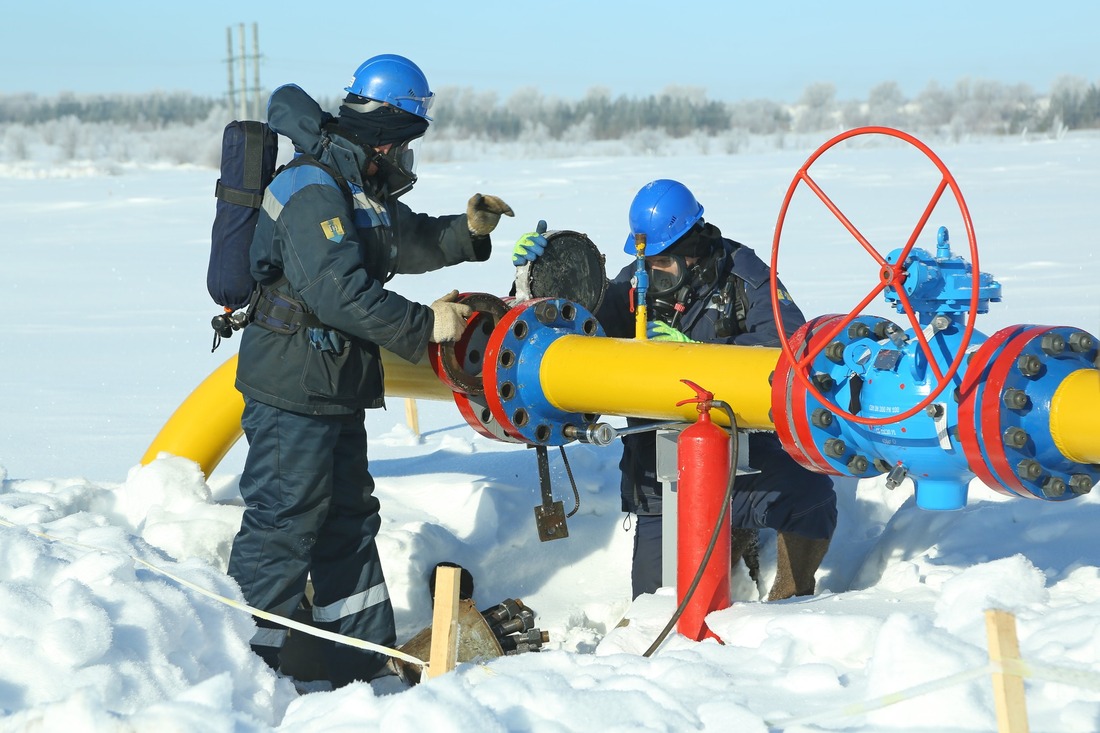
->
xmin=623 ymin=179 xmax=705 ymax=255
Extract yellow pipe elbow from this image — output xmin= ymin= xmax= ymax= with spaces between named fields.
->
xmin=141 ymin=350 xmax=451 ymax=478
xmin=141 ymin=355 xmax=244 ymax=477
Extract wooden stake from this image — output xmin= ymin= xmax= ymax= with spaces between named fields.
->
xmin=426 ymin=564 xmax=461 ymax=679
xmin=985 ymin=609 xmax=1030 ymax=733
xmin=405 ymin=398 xmax=420 ymax=438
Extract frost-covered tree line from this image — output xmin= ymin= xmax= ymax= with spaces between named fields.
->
xmin=1 ymin=75 xmax=1097 ymax=170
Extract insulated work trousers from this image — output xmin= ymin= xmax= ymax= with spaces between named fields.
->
xmin=227 ymin=397 xmax=395 ymax=685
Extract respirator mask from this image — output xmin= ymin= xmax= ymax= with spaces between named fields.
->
xmin=368 ymin=135 xmax=423 ymax=199
xmin=647 ymin=254 xmax=695 ymax=325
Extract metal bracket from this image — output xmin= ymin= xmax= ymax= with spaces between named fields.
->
xmin=532 ymin=445 xmax=569 ymax=542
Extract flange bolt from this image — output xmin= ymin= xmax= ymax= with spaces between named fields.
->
xmin=823 ymin=438 xmax=846 ymax=458
xmin=1016 ymin=354 xmax=1041 ymax=378
xmin=534 ymin=301 xmax=559 ymax=325
xmin=847 ymin=455 xmax=869 ymax=473
xmin=1069 ymin=474 xmax=1095 ymax=495
xmin=1017 ymin=459 xmax=1043 ymax=481
xmin=1041 ymin=477 xmax=1066 ymax=498
xmin=811 ymin=408 xmax=834 ymax=428
xmin=1068 ymin=332 xmax=1095 ymax=353
xmin=1003 ymin=388 xmax=1029 ymax=410
xmin=1003 ymin=426 xmax=1029 ymax=450
xmin=1040 ymin=333 xmax=1065 ymax=356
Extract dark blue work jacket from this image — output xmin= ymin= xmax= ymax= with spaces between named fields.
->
xmin=595 ymin=237 xmax=809 ymax=515
xmin=235 ymin=84 xmax=490 ymax=415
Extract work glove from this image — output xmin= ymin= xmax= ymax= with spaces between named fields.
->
xmin=647 ymin=321 xmax=695 ymax=343
xmin=513 ymin=220 xmax=548 ymax=266
xmin=430 ymin=290 xmax=473 ymax=343
xmin=467 ymin=194 xmax=515 ymax=237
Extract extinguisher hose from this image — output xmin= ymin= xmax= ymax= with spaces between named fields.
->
xmin=642 ymin=401 xmax=739 ymax=657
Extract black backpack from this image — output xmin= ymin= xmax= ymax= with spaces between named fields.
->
xmin=209 ymin=120 xmax=278 ymax=306
xmin=205 ymin=120 xmax=355 ymax=351
xmin=207 ymin=120 xmax=282 ymax=350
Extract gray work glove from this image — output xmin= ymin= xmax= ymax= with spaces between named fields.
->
xmin=467 ymin=193 xmax=515 ymax=237
xmin=429 ymin=290 xmax=473 ymax=343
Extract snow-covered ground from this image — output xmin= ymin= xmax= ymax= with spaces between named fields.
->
xmin=1 ymin=130 xmax=1098 ymax=731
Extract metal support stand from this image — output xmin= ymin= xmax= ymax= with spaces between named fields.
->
xmin=658 ymin=428 xmax=757 ymax=589
xmin=656 ymin=430 xmax=680 ymax=589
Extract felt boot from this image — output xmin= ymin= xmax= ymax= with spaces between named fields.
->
xmin=768 ymin=532 xmax=830 ymax=601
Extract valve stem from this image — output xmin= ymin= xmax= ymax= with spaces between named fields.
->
xmin=885 ymin=462 xmax=909 ymax=490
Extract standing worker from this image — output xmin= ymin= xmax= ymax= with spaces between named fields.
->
xmin=228 ymin=54 xmax=514 ymax=686
xmin=512 ymin=179 xmax=836 ymax=601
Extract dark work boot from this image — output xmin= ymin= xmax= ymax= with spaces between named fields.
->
xmin=768 ymin=532 xmax=831 ymax=601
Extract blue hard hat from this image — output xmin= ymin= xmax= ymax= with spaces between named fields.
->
xmin=623 ymin=179 xmax=705 ymax=255
xmin=345 ymin=54 xmax=435 ymax=121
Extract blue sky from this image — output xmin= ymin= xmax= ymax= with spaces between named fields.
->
xmin=3 ymin=1 xmax=1096 ymax=103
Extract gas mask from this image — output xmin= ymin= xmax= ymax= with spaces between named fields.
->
xmin=647 ymin=254 xmax=694 ymax=326
xmin=647 ymin=254 xmax=689 ymax=298
xmin=368 ymin=136 xmax=423 ymax=199
xmin=646 ymin=251 xmax=719 ymax=326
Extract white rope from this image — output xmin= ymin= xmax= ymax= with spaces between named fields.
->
xmin=769 ymin=656 xmax=1100 ymax=729
xmin=1006 ymin=657 xmax=1100 ymax=692
xmin=767 ymin=662 xmax=997 ymax=729
xmin=0 ymin=516 xmax=428 ymax=671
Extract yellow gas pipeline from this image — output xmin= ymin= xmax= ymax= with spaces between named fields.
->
xmin=540 ymin=335 xmax=777 ymax=429
xmin=143 ymin=322 xmax=1099 ymax=480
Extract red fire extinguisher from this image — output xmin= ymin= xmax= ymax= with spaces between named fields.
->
xmin=676 ymin=379 xmax=732 ymax=642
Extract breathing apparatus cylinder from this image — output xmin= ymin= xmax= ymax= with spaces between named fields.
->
xmin=676 ymin=389 xmax=732 ymax=641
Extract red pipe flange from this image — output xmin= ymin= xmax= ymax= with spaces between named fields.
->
xmin=771 ymin=314 xmax=846 ymax=475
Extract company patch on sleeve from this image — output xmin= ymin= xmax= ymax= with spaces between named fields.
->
xmin=320 ymin=217 xmax=345 ymax=243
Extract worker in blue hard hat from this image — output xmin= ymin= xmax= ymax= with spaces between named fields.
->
xmin=513 ymin=179 xmax=836 ymax=601
xmin=228 ymin=53 xmax=514 ymax=687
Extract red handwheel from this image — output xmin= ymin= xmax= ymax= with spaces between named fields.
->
xmin=770 ymin=126 xmax=982 ymax=426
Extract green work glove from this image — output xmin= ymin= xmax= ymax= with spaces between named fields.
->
xmin=647 ymin=321 xmax=695 ymax=343
xmin=513 ymin=220 xmax=548 ymax=266
xmin=467 ymin=193 xmax=515 ymax=237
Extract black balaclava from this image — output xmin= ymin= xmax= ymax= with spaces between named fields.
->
xmin=337 ymin=97 xmax=429 ymax=147
xmin=666 ymin=221 xmax=723 ymax=260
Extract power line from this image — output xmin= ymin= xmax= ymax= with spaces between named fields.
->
xmin=225 ymin=23 xmax=262 ymax=120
